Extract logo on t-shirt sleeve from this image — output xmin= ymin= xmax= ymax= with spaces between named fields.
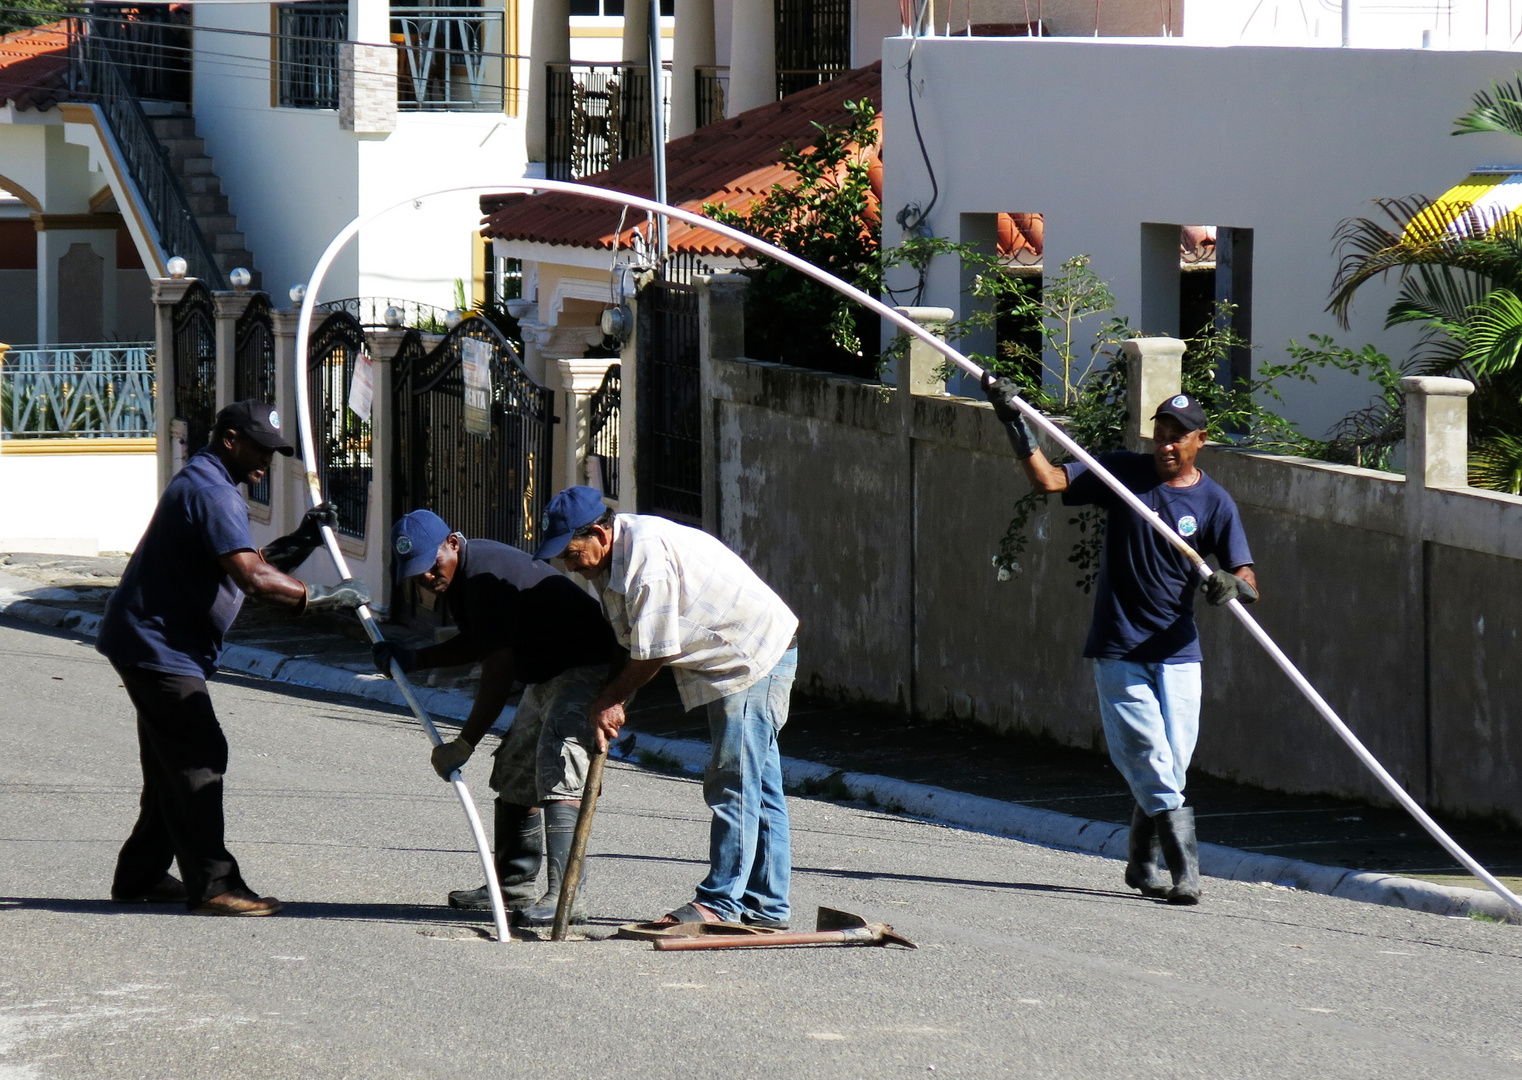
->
xmin=1177 ymin=514 xmax=1199 ymax=537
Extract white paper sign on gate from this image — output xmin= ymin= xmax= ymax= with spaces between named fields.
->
xmin=348 ymin=352 xmax=374 ymax=422
xmin=462 ymin=337 xmax=493 ymax=437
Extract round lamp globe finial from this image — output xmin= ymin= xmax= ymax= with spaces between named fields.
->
xmin=383 ymin=305 xmax=404 ymax=328
xmin=445 ymin=309 xmax=463 ymax=330
xmin=289 ymin=283 xmax=308 ymax=305
xmin=166 ymin=255 xmax=188 ymax=279
xmin=229 ymin=267 xmax=252 ymax=291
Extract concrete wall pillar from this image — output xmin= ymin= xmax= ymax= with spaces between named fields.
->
xmin=697 ymin=271 xmax=748 ymax=535
xmin=1403 ymin=376 xmax=1473 ymax=493
xmin=270 ymin=307 xmax=306 ymax=539
xmin=364 ymin=327 xmax=410 ymax=606
xmin=893 ymin=307 xmax=952 ymax=404
xmin=1122 ymin=337 xmax=1186 ymax=452
xmin=726 ymin=0 xmax=774 ymax=116
xmin=527 ymin=0 xmax=572 ymax=167
xmin=556 ymin=357 xmax=620 ymax=500
xmin=212 ymin=291 xmax=255 ymax=412
xmin=152 ymin=278 xmax=196 ymax=492
xmin=670 ymin=0 xmax=716 ymax=138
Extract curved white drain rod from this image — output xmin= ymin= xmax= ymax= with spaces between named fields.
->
xmin=296 ymin=182 xmax=1522 ymax=920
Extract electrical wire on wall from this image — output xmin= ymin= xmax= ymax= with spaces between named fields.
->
xmin=887 ymin=0 xmax=941 ymax=309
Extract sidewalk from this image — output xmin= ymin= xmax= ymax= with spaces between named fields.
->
xmin=3 ymin=550 xmax=1519 ymax=924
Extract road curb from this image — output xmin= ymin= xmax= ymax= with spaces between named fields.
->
xmin=2 ymin=589 xmax=1514 ymax=926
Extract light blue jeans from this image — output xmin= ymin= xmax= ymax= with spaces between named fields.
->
xmin=1092 ymin=659 xmax=1202 ymax=817
xmin=695 ymin=646 xmax=797 ymax=924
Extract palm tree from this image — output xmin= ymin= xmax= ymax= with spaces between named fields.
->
xmin=1328 ymin=77 xmax=1522 ymax=491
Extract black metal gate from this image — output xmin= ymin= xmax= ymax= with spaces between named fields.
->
xmin=636 ymin=270 xmax=703 ymax=524
xmin=307 ymin=311 xmax=371 ymax=538
xmin=234 ymin=292 xmax=277 ymax=504
xmin=393 ymin=318 xmax=556 ymax=553
xmin=775 ymin=0 xmax=850 ymax=98
xmin=171 ymin=282 xmax=216 ymax=457
xmin=587 ymin=363 xmax=620 ymax=499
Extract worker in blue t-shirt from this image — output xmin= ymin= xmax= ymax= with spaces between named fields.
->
xmin=984 ymin=380 xmax=1258 ymax=905
xmin=98 ymin=401 xmax=369 ymax=917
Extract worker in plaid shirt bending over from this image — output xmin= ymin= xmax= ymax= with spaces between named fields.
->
xmin=535 ymin=486 xmax=800 ymax=929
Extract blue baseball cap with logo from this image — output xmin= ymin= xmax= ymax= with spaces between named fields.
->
xmin=391 ymin=509 xmax=452 ymax=579
xmin=534 ymin=486 xmax=608 ymax=561
xmin=1152 ymin=392 xmax=1209 ymax=433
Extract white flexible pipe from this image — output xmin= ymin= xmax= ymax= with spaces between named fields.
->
xmin=295 ymin=180 xmax=1522 ymax=919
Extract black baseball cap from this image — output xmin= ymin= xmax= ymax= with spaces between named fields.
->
xmin=215 ymin=400 xmax=294 ymax=455
xmin=1152 ymin=392 xmax=1208 ymax=433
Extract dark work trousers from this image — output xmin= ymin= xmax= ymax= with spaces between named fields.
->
xmin=111 ymin=664 xmax=247 ymax=907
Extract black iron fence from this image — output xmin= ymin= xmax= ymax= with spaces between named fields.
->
xmin=172 ymin=283 xmax=217 ymax=456
xmin=545 ymin=61 xmax=670 ymax=181
xmin=68 ymin=23 xmax=224 ymax=287
xmin=695 ymin=65 xmax=727 ymax=128
xmin=587 ymin=363 xmax=620 ymax=499
xmin=316 ymin=296 xmax=451 ymax=331
xmin=275 ymin=2 xmax=346 ymax=109
xmin=0 ymin=344 xmax=155 ymax=438
xmin=84 ymin=4 xmax=192 ymax=103
xmin=392 ymin=317 xmax=555 ymax=553
xmin=234 ymin=294 xmax=277 ymax=503
xmin=307 ymin=311 xmax=372 ymax=538
xmin=636 ymin=279 xmax=702 ymax=523
xmin=775 ymin=0 xmax=850 ymax=98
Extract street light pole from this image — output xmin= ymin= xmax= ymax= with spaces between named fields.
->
xmin=647 ymin=0 xmax=668 ymax=269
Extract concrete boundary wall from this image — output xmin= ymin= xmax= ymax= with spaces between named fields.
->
xmin=696 ymin=276 xmax=1522 ymax=827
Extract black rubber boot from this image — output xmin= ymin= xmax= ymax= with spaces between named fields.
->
xmin=1124 ymin=804 xmax=1170 ymax=898
xmin=1154 ymin=806 xmax=1202 ymax=905
xmin=513 ymin=801 xmax=586 ymax=927
xmin=448 ymin=803 xmax=542 ymax=911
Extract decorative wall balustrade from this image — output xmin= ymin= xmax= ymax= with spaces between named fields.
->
xmin=392 ymin=6 xmax=506 ymax=111
xmin=0 ymin=344 xmax=155 ymax=438
xmin=695 ymin=65 xmax=728 ymax=129
xmin=316 ymin=296 xmax=452 ymax=331
xmin=546 ymin=61 xmax=671 ymax=181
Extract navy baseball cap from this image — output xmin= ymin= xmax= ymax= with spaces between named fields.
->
xmin=391 ymin=510 xmax=452 ymax=579
xmin=215 ymin=400 xmax=294 ymax=455
xmin=1152 ymin=392 xmax=1208 ymax=433
xmin=534 ymin=486 xmax=608 ymax=561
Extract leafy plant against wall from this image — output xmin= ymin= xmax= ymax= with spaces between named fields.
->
xmin=703 ymin=98 xmax=882 ymax=378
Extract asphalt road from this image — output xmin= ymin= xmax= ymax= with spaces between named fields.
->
xmin=3 ymin=619 xmax=1521 ymax=1080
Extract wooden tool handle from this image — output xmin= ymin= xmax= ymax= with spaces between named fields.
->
xmin=552 ymin=747 xmax=606 ymax=941
xmin=653 ymin=930 xmax=852 ymax=951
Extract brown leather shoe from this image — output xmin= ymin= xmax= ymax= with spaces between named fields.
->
xmin=192 ymin=890 xmax=284 ymax=917
xmin=111 ymin=874 xmax=190 ymax=904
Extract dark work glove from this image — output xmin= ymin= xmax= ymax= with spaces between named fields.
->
xmin=431 ymin=736 xmax=475 ymax=780
xmin=981 ymin=374 xmax=1038 ymax=459
xmin=302 ymin=581 xmax=370 ymax=615
xmin=372 ymin=640 xmax=418 ymax=679
xmin=262 ymin=503 xmax=339 ymax=573
xmin=1203 ymin=569 xmax=1258 ymax=607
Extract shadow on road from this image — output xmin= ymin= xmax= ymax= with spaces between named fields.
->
xmin=0 ymin=895 xmax=490 ymax=925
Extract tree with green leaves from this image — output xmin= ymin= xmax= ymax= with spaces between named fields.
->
xmin=1328 ymin=77 xmax=1522 ymax=493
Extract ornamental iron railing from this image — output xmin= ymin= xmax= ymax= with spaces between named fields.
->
xmin=307 ymin=311 xmax=372 ymax=538
xmin=68 ymin=22 xmax=226 ymax=288
xmin=316 ymin=296 xmax=452 ymax=331
xmin=172 ymin=282 xmax=218 ymax=454
xmin=586 ymin=363 xmax=620 ymax=499
xmin=84 ymin=4 xmax=192 ymax=103
xmin=275 ymin=2 xmax=346 ymax=109
xmin=695 ymin=65 xmax=728 ymax=128
xmin=234 ymin=293 xmax=278 ymax=502
xmin=636 ymin=277 xmax=702 ymax=523
xmin=392 ymin=317 xmax=555 ymax=553
xmin=775 ymin=0 xmax=850 ymax=98
xmin=393 ymin=6 xmax=506 ymax=111
xmin=545 ymin=61 xmax=670 ymax=181
xmin=0 ymin=343 xmax=155 ymax=438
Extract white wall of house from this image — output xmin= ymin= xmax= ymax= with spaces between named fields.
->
xmin=0 ymin=445 xmax=157 ymax=554
xmin=190 ymin=1 xmax=529 ymax=309
xmin=881 ymin=36 xmax=1522 ymax=437
xmin=1185 ymin=0 xmax=1522 ymax=50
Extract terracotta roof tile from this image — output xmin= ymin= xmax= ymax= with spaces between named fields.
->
xmin=481 ymin=62 xmax=882 ymax=257
xmin=0 ymin=21 xmax=71 ymax=113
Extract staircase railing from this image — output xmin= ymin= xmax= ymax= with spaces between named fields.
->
xmin=67 ymin=21 xmax=226 ymax=289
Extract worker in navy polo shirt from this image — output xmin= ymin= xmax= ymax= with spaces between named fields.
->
xmin=98 ymin=400 xmax=369 ymax=916
xmin=985 ymin=381 xmax=1258 ymax=905
xmin=373 ymin=509 xmax=621 ymax=926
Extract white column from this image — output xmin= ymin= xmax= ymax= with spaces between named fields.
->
xmin=556 ymin=357 xmax=619 ymax=497
xmin=212 ymin=291 xmax=254 ymax=412
xmin=527 ymin=0 xmax=572 ymax=168
xmin=622 ymin=0 xmax=649 ymax=62
xmin=669 ymin=0 xmax=715 ymax=138
xmin=726 ymin=0 xmax=774 ymax=116
xmin=151 ymin=278 xmax=196 ymax=492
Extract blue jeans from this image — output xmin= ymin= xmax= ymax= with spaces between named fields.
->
xmin=695 ymin=647 xmax=797 ymax=923
xmin=1092 ymin=659 xmax=1202 ymax=817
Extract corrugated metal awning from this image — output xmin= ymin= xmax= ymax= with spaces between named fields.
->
xmin=1409 ymin=170 xmax=1522 ymax=239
